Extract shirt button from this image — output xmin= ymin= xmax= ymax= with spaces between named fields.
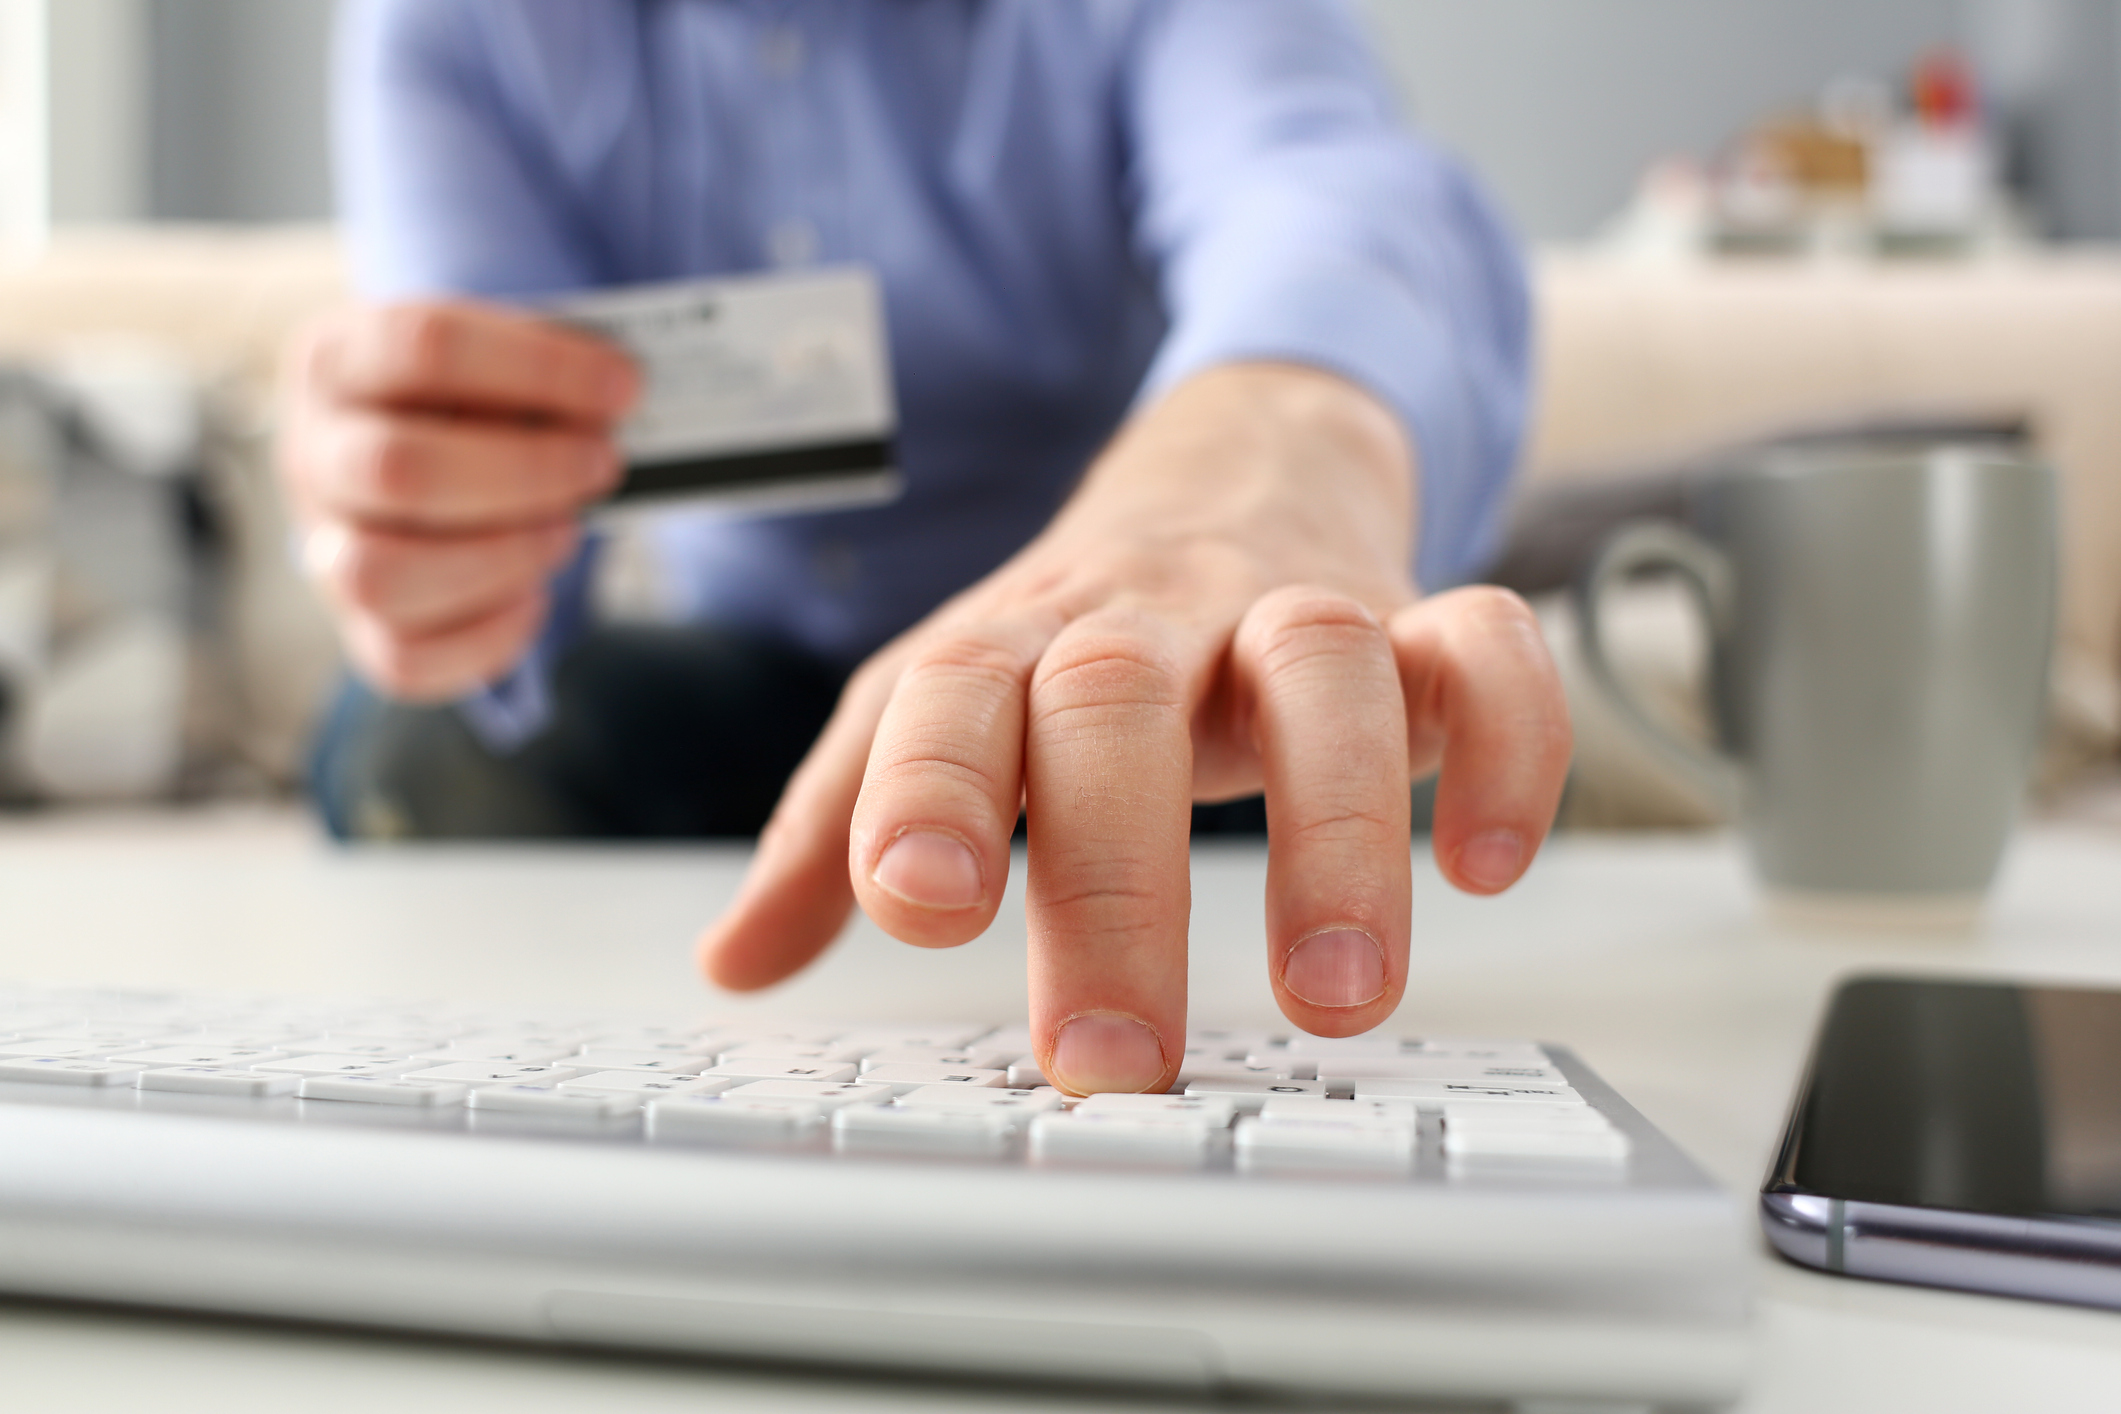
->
xmin=768 ymin=218 xmax=819 ymax=268
xmin=760 ymin=26 xmax=805 ymax=77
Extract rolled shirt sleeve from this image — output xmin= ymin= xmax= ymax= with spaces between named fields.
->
xmin=1126 ymin=0 xmax=1531 ymax=588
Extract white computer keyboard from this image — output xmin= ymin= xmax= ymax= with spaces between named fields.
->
xmin=0 ymin=982 xmax=1752 ymax=1405
xmin=0 ymin=984 xmax=1636 ymax=1177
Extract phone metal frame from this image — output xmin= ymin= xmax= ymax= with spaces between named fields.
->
xmin=1760 ymin=990 xmax=2121 ymax=1311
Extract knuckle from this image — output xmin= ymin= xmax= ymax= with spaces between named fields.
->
xmin=1451 ymin=584 xmax=1542 ymax=638
xmin=902 ymin=631 xmax=1035 ymax=694
xmin=1032 ymin=628 xmax=1182 ymax=716
xmin=384 ymin=304 xmax=463 ymax=383
xmin=335 ymin=534 xmax=400 ymax=608
xmin=1250 ymin=587 xmax=1389 ymax=671
xmin=354 ymin=423 xmax=428 ymax=507
xmin=1283 ymin=803 xmax=1404 ymax=849
xmin=865 ymin=751 xmax=1007 ymax=806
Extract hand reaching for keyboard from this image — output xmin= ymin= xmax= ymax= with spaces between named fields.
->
xmin=697 ymin=363 xmax=1571 ymax=1096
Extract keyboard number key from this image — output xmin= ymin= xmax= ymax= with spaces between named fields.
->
xmin=0 ymin=1057 xmax=146 ymax=1086
xmin=139 ymin=1066 xmax=300 ymax=1097
xmin=832 ymin=1104 xmax=1018 ymax=1157
xmin=299 ymin=1075 xmax=469 ymax=1106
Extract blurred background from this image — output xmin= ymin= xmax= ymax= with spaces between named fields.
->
xmin=0 ymin=0 xmax=2116 ymax=826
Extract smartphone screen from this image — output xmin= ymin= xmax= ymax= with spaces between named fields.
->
xmin=1774 ymin=976 xmax=2121 ymax=1219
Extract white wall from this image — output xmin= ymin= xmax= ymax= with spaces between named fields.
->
xmin=0 ymin=0 xmax=47 ymax=246
xmin=146 ymin=0 xmax=334 ymax=223
xmin=1357 ymin=0 xmax=2121 ymax=241
xmin=48 ymin=0 xmax=148 ymax=225
xmin=0 ymin=0 xmax=149 ymax=246
xmin=1358 ymin=0 xmax=1966 ymax=240
xmin=9 ymin=0 xmax=2118 ymax=241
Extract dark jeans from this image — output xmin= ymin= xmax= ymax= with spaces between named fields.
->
xmin=310 ymin=625 xmax=1271 ymax=841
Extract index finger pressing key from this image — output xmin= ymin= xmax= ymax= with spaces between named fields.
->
xmin=1233 ymin=588 xmax=1412 ymax=1037
xmin=1023 ymin=612 xmax=1200 ymax=1097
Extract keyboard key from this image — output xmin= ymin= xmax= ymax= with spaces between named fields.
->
xmin=281 ymin=1035 xmax=431 ymax=1058
xmin=970 ymin=1026 xmax=1034 ymax=1056
xmin=558 ymin=1071 xmax=736 ymax=1101
xmin=1281 ymin=1035 xmax=1412 ymax=1059
xmin=1074 ymin=1093 xmax=1238 ymax=1126
xmin=138 ymin=1066 xmax=301 ymax=1097
xmin=166 ymin=1029 xmax=325 ymax=1051
xmin=1175 ymin=1059 xmax=1295 ymax=1083
xmin=0 ymin=1039 xmax=132 ymax=1060
xmin=469 ymin=1083 xmax=640 ymax=1118
xmin=690 ymin=1022 xmax=847 ymax=1048
xmin=1261 ymin=1096 xmax=1421 ymax=1125
xmin=106 ymin=1046 xmax=286 ymax=1068
xmin=255 ymin=1054 xmax=416 ymax=1077
xmin=569 ymin=1048 xmax=716 ymax=1075
xmin=401 ymin=1061 xmax=583 ymax=1085
xmin=1411 ymin=1040 xmax=1552 ymax=1065
xmin=711 ymin=1040 xmax=869 ymax=1065
xmin=421 ymin=1041 xmax=576 ymax=1065
xmin=299 ymin=1075 xmax=469 ymax=1106
xmin=857 ymin=1044 xmax=1018 ymax=1073
xmin=1317 ymin=1058 xmax=1564 ymax=1083
xmin=1443 ymin=1125 xmax=1631 ymax=1163
xmin=832 ymin=1023 xmax=992 ymax=1050
xmin=854 ymin=1064 xmax=1007 ymax=1096
xmin=33 ymin=1024 xmax=180 ymax=1046
xmin=648 ymin=1095 xmax=832 ymax=1141
xmin=1184 ymin=1028 xmax=1278 ymax=1057
xmin=1181 ymin=1077 xmax=1329 ymax=1111
xmin=1234 ymin=1116 xmax=1417 ymax=1172
xmin=0 ymin=1057 xmax=147 ymax=1086
xmin=895 ymin=1085 xmax=1063 ymax=1115
xmin=1029 ymin=1112 xmax=1221 ymax=1167
xmin=720 ymin=1080 xmax=893 ymax=1110
xmin=833 ymin=1103 xmax=1019 ymax=1157
xmin=1352 ymin=1078 xmax=1585 ymax=1109
xmin=1442 ymin=1103 xmax=1612 ymax=1132
xmin=580 ymin=1028 xmax=707 ymax=1053
xmin=1004 ymin=1059 xmax=1047 ymax=1089
xmin=702 ymin=1060 xmax=860 ymax=1086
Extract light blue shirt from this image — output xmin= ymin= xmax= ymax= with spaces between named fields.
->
xmin=336 ymin=0 xmax=1531 ymax=738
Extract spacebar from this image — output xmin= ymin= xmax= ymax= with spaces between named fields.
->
xmin=541 ymin=1288 xmax=1221 ymax=1386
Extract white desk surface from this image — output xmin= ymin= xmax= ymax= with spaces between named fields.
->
xmin=2 ymin=808 xmax=2117 ymax=1413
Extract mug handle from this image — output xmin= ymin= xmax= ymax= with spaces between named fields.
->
xmin=1571 ymin=520 xmax=1743 ymax=813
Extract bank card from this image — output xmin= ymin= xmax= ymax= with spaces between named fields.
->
xmin=551 ymin=266 xmax=901 ymax=518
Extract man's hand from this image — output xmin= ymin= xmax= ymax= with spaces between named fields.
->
xmin=279 ymin=301 xmax=638 ymax=700
xmin=698 ymin=363 xmax=1570 ymax=1095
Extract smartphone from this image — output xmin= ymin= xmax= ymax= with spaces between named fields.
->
xmin=1763 ymin=975 xmax=2121 ymax=1309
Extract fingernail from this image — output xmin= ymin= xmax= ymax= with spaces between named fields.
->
xmin=1282 ymin=929 xmax=1386 ymax=1009
xmin=606 ymin=361 xmax=640 ymax=411
xmin=1051 ymin=1013 xmax=1167 ymax=1095
xmin=1459 ymin=829 xmax=1525 ymax=891
xmin=871 ymin=831 xmax=983 ymax=910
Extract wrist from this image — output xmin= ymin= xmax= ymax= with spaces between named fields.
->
xmin=1063 ymin=362 xmax=1418 ymax=590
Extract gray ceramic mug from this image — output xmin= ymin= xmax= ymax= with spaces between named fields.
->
xmin=1573 ymin=443 xmax=2057 ymax=924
